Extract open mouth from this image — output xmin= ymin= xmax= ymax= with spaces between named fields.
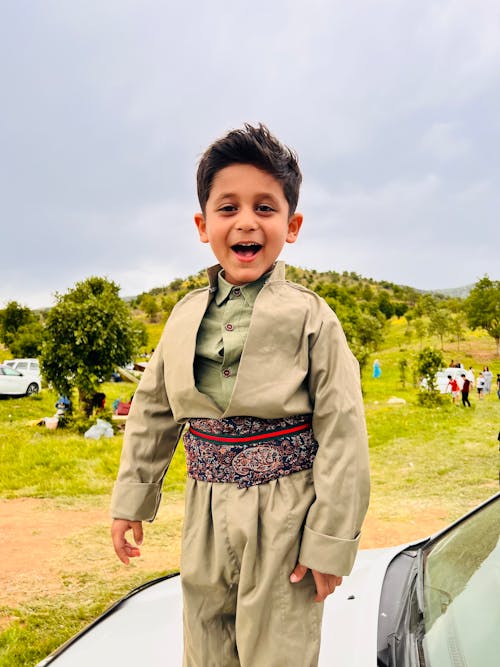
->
xmin=231 ymin=243 xmax=263 ymax=258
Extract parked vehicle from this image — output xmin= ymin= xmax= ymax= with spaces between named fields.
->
xmin=0 ymin=364 xmax=41 ymax=396
xmin=2 ymin=358 xmax=41 ymax=379
xmin=435 ymin=366 xmax=468 ymax=393
xmin=37 ymin=493 xmax=500 ymax=666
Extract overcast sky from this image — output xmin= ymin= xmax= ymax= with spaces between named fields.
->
xmin=2 ymin=0 xmax=499 ymax=309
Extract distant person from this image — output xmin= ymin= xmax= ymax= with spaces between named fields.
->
xmin=373 ymin=358 xmax=382 ymax=378
xmin=460 ymin=373 xmax=471 ymax=407
xmin=447 ymin=375 xmax=460 ymax=404
xmin=483 ymin=366 xmax=493 ymax=395
xmin=466 ymin=366 xmax=475 ymax=388
xmin=110 ymin=123 xmax=370 ymax=667
xmin=476 ymin=373 xmax=485 ymax=399
xmin=496 ymin=373 xmax=500 ymax=400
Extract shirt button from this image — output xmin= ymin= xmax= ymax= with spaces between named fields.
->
xmin=232 ymin=287 xmax=241 ymax=297
xmin=223 ymin=368 xmax=232 ymax=377
xmin=225 ymin=323 xmax=234 ymax=331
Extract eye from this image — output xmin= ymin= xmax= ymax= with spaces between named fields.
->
xmin=218 ymin=204 xmax=237 ymax=213
xmin=256 ymin=204 xmax=275 ymax=213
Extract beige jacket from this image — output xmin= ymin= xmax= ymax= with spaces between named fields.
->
xmin=111 ymin=261 xmax=370 ymax=575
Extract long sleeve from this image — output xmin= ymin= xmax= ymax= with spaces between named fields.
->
xmin=110 ymin=335 xmax=185 ymax=522
xmin=298 ymin=302 xmax=370 ymax=575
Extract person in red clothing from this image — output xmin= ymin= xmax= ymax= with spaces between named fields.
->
xmin=460 ymin=373 xmax=471 ymax=407
xmin=447 ymin=375 xmax=460 ymax=404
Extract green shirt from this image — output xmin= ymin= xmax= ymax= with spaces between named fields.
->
xmin=194 ymin=271 xmax=269 ymax=411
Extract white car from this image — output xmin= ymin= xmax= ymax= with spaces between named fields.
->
xmin=435 ymin=367 xmax=467 ymax=393
xmin=0 ymin=364 xmax=41 ymax=396
xmin=3 ymin=358 xmax=41 ymax=378
xmin=37 ymin=493 xmax=500 ymax=666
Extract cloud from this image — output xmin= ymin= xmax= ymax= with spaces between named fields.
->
xmin=1 ymin=0 xmax=499 ymax=308
xmin=420 ymin=122 xmax=470 ymax=161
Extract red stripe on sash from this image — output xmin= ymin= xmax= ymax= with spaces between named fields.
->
xmin=188 ymin=421 xmax=311 ymax=444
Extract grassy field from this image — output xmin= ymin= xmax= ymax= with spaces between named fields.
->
xmin=0 ymin=321 xmax=498 ymax=665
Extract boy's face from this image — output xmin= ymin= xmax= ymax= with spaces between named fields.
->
xmin=194 ymin=164 xmax=302 ymax=285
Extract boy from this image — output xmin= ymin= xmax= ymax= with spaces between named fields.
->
xmin=111 ymin=124 xmax=370 ymax=666
xmin=447 ymin=374 xmax=460 ymax=404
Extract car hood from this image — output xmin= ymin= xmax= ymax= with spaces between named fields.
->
xmin=320 ymin=545 xmax=404 ymax=666
xmin=38 ymin=544 xmax=405 ymax=667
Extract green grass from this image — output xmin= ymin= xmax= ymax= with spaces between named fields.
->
xmin=0 ymin=322 xmax=499 ymax=664
xmin=0 ymin=570 xmax=169 ymax=667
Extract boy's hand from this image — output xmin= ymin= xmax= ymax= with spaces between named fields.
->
xmin=290 ymin=563 xmax=343 ymax=602
xmin=111 ymin=519 xmax=143 ymax=565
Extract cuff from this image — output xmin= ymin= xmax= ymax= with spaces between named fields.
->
xmin=110 ymin=482 xmax=162 ymax=522
xmin=298 ymin=525 xmax=361 ymax=576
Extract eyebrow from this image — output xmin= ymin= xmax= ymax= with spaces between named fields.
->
xmin=213 ymin=192 xmax=280 ymax=205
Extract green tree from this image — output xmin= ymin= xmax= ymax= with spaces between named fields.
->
xmin=41 ymin=277 xmax=141 ymax=414
xmin=428 ymin=308 xmax=451 ymax=350
xmin=449 ymin=312 xmax=466 ymax=352
xmin=326 ymin=297 xmax=385 ymax=374
xmin=8 ymin=322 xmax=44 ymax=358
xmin=465 ymin=276 xmax=500 ymax=355
xmin=377 ymin=292 xmax=395 ymax=319
xmin=0 ymin=301 xmax=41 ymax=352
xmin=416 ymin=347 xmax=445 ymax=405
xmin=140 ymin=294 xmax=160 ymax=322
xmin=413 ymin=294 xmax=438 ymax=318
xmin=161 ymin=294 xmax=179 ymax=319
xmin=410 ymin=317 xmax=427 ymax=350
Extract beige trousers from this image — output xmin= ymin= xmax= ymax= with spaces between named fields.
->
xmin=180 ymin=470 xmax=323 ymax=667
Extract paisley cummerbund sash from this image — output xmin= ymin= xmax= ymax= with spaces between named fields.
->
xmin=184 ymin=415 xmax=318 ymax=488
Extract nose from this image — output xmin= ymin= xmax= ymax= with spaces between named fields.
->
xmin=235 ymin=209 xmax=259 ymax=231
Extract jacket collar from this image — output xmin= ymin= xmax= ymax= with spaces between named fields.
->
xmin=206 ymin=260 xmax=286 ymax=293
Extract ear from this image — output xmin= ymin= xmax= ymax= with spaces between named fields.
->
xmin=286 ymin=213 xmax=303 ymax=244
xmin=194 ymin=213 xmax=209 ymax=243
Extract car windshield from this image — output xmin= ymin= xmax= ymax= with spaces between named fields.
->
xmin=422 ymin=496 xmax=500 ymax=666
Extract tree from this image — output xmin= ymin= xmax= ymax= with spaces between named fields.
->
xmin=377 ymin=292 xmax=395 ymax=319
xmin=8 ymin=322 xmax=44 ymax=358
xmin=428 ymin=308 xmax=451 ymax=350
xmin=326 ymin=296 xmax=385 ymax=374
xmin=0 ymin=301 xmax=41 ymax=353
xmin=416 ymin=347 xmax=444 ymax=405
xmin=41 ymin=277 xmax=141 ymax=414
xmin=449 ymin=312 xmax=466 ymax=352
xmin=465 ymin=276 xmax=500 ymax=355
xmin=140 ymin=294 xmax=160 ymax=322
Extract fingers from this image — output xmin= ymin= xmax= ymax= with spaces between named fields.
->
xmin=132 ymin=522 xmax=144 ymax=546
xmin=290 ymin=563 xmax=343 ymax=603
xmin=111 ymin=519 xmax=143 ymax=565
xmin=289 ymin=562 xmax=308 ymax=583
xmin=311 ymin=571 xmax=343 ymax=603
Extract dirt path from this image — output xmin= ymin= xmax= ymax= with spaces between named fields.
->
xmin=0 ymin=496 xmax=451 ymax=623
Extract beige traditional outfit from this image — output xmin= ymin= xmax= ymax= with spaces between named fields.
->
xmin=111 ymin=261 xmax=370 ymax=667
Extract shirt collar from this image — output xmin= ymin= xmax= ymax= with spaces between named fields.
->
xmin=206 ymin=261 xmax=285 ymax=307
xmin=214 ymin=270 xmax=269 ymax=306
xmin=207 ymin=260 xmax=285 ymax=292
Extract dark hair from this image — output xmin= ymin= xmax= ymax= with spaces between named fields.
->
xmin=196 ymin=123 xmax=302 ymax=215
